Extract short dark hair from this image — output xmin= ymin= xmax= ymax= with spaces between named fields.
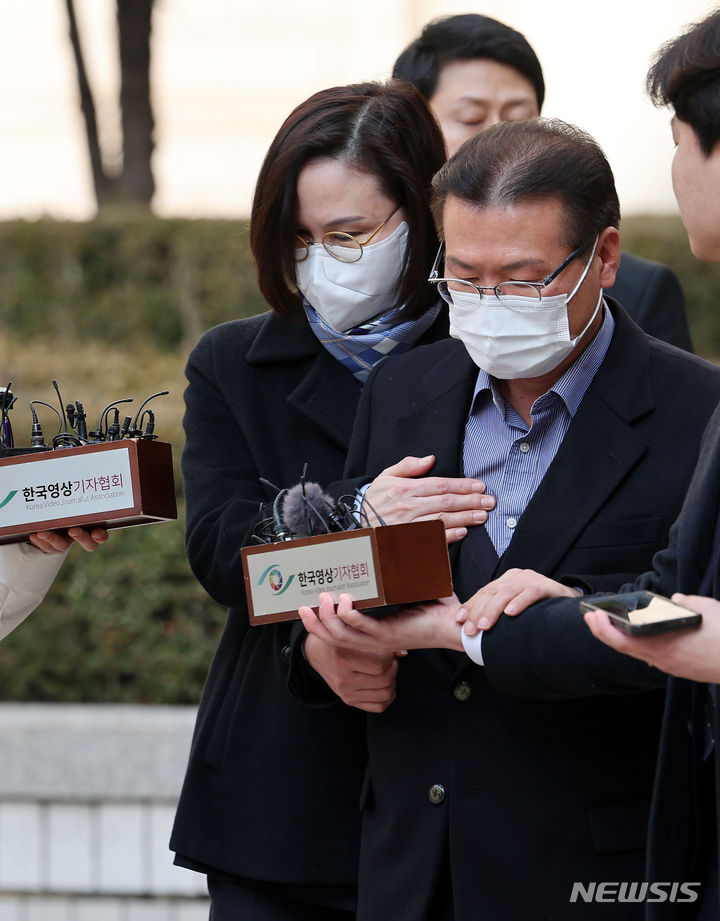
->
xmin=392 ymin=13 xmax=545 ymax=111
xmin=647 ymin=9 xmax=720 ymax=156
xmin=250 ymin=81 xmax=446 ymax=321
xmin=431 ymin=118 xmax=620 ymax=249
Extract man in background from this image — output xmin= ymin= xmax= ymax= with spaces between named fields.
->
xmin=393 ymin=13 xmax=694 ymax=351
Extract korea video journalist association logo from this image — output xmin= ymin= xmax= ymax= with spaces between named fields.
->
xmin=0 ymin=490 xmax=17 ymax=510
xmin=258 ymin=563 xmax=294 ymax=596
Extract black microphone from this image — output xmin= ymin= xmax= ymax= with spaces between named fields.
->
xmin=30 ymin=400 xmax=61 ymax=444
xmin=30 ymin=404 xmax=46 ymax=447
xmin=107 ymin=408 xmax=121 ymax=440
xmin=272 ymin=488 xmax=291 ymax=541
xmin=130 ymin=391 xmax=169 ymax=436
xmin=327 ymin=495 xmax=360 ymax=531
xmin=0 ymin=384 xmax=14 ymax=449
xmin=139 ymin=409 xmax=157 ymax=440
xmin=75 ymin=402 xmax=89 ymax=441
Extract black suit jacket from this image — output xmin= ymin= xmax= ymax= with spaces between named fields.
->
xmin=339 ymin=303 xmax=720 ymax=921
xmin=169 ymin=309 xmax=448 ymax=894
xmin=610 ymin=252 xmax=692 ymax=352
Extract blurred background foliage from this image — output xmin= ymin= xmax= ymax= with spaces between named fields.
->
xmin=0 ymin=213 xmax=718 ymax=702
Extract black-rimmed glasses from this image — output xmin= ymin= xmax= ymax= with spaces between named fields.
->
xmin=428 ymin=236 xmax=596 ymax=304
xmin=295 ymin=207 xmax=400 ymax=264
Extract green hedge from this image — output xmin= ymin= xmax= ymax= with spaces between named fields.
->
xmin=1 ymin=214 xmax=720 ymax=356
xmin=0 ymin=217 xmax=264 ymax=350
xmin=0 ymin=515 xmax=225 ymax=703
xmin=0 ymin=214 xmax=719 ymax=703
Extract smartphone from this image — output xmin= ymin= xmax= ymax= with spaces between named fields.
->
xmin=580 ymin=590 xmax=702 ymax=636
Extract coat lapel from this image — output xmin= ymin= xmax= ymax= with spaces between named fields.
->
xmin=287 ymin=348 xmax=361 ymax=450
xmin=498 ymin=387 xmax=648 ymax=575
xmin=497 ymin=302 xmax=654 ymax=576
xmin=396 ymin=342 xmax=491 ymax=585
xmin=390 ymin=341 xmax=479 ymax=476
xmin=247 ymin=312 xmax=360 ymax=451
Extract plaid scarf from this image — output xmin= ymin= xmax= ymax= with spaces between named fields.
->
xmin=304 ymin=300 xmax=442 ymax=385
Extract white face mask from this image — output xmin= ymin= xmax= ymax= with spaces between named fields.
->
xmin=449 ymin=237 xmax=601 ymax=379
xmin=295 ymin=222 xmax=409 ymax=332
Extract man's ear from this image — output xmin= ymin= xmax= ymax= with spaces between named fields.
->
xmin=596 ymin=226 xmax=621 ymax=289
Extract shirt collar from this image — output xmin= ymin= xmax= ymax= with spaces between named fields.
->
xmin=470 ymin=301 xmax=615 ymax=418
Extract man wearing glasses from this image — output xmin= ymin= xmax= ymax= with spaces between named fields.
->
xmin=294 ymin=118 xmax=720 ymax=920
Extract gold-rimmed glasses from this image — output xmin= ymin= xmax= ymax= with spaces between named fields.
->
xmin=295 ymin=207 xmax=400 ymax=264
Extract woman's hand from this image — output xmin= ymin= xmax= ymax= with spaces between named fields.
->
xmin=459 ymin=569 xmax=581 ymax=636
xmin=361 ymin=455 xmax=495 ymax=544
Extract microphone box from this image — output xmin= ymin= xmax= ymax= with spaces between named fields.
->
xmin=242 ymin=519 xmax=452 ymax=625
xmin=0 ymin=440 xmax=177 ymax=545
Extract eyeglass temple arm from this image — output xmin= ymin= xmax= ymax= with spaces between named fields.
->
xmin=428 ymin=241 xmax=446 ymax=282
xmin=540 ymin=236 xmax=594 ymax=286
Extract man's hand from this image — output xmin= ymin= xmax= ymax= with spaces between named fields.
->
xmin=338 ymin=594 xmax=466 ymax=652
xmin=28 ymin=527 xmax=109 ymax=554
xmin=584 ymin=593 xmax=720 ymax=683
xmin=459 ymin=569 xmax=581 ymax=637
xmin=299 ymin=592 xmax=465 ymax=654
xmin=303 ymin=631 xmax=398 ymax=713
xmin=362 ymin=455 xmax=495 ymax=544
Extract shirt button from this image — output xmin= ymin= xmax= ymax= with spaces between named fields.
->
xmin=519 ymin=442 xmax=530 ymax=453
xmin=507 ymin=517 xmax=518 ymax=529
xmin=281 ymin=644 xmax=291 ymax=663
xmin=453 ymin=682 xmax=472 ymax=702
xmin=428 ymin=784 xmax=445 ymax=805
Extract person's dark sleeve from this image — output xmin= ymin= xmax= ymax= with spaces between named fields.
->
xmin=182 ymin=334 xmax=269 ymax=616
xmin=480 ymin=597 xmax=667 ymax=699
xmin=287 ymin=620 xmax=346 ymax=706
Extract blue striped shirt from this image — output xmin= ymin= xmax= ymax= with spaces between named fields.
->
xmin=463 ymin=304 xmax=615 ymax=556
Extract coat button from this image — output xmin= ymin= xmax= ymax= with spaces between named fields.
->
xmin=453 ymin=682 xmax=472 ymax=702
xmin=428 ymin=784 xmax=445 ymax=805
xmin=281 ymin=644 xmax=291 ymax=663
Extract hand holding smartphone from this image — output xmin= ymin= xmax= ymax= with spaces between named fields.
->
xmin=580 ymin=591 xmax=702 ymax=636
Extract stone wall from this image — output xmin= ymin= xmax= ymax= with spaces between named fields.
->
xmin=0 ymin=704 xmax=208 ymax=921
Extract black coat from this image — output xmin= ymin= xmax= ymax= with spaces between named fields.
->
xmin=336 ymin=303 xmax=720 ymax=921
xmin=169 ymin=309 xmax=448 ymax=891
xmin=610 ymin=252 xmax=692 ymax=352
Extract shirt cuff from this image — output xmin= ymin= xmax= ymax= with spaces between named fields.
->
xmin=461 ymin=628 xmax=485 ymax=666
